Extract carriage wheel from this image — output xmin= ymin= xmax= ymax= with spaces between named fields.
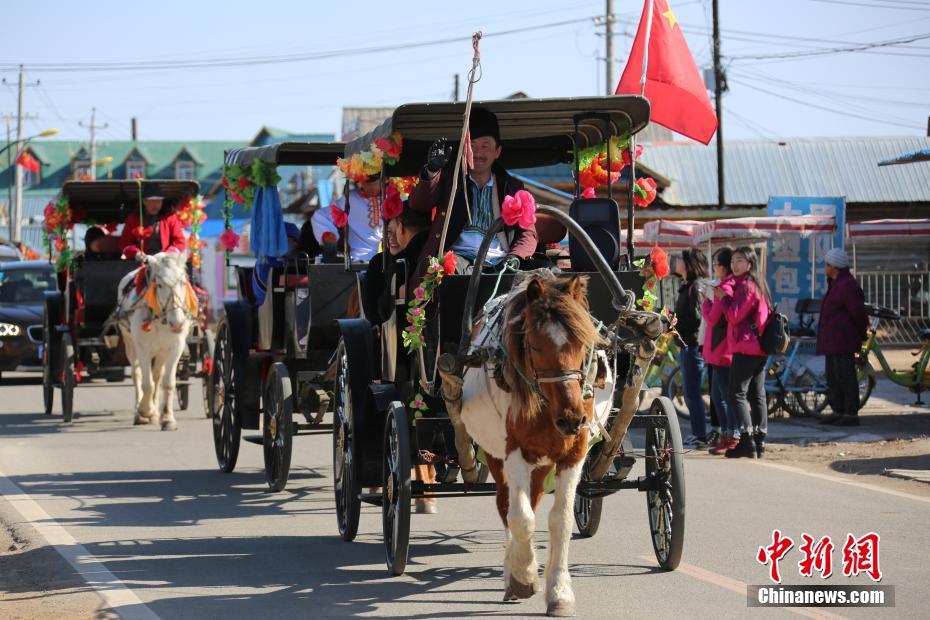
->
xmin=333 ymin=342 xmax=361 ymax=541
xmin=211 ymin=318 xmax=241 ymax=473
xmin=176 ymin=363 xmax=190 ymax=412
xmin=645 ymin=396 xmax=685 ymax=571
xmin=382 ymin=401 xmax=411 ymax=576
xmin=42 ymin=313 xmax=55 ymax=416
xmin=60 ymin=333 xmax=76 ymax=424
xmin=263 ymin=362 xmax=294 ymax=492
xmin=202 ymin=329 xmax=215 ymax=418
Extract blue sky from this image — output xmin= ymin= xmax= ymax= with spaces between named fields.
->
xmin=2 ymin=0 xmax=928 ymax=144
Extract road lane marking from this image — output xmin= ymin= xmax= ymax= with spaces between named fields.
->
xmin=640 ymin=556 xmax=847 ymax=620
xmin=0 ymin=469 xmax=161 ymax=620
xmin=755 ymin=461 xmax=930 ymax=505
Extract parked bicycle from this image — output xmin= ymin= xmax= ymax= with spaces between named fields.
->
xmin=861 ymin=303 xmax=930 ymax=405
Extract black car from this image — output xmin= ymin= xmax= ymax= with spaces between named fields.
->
xmin=0 ymin=261 xmax=56 ymax=381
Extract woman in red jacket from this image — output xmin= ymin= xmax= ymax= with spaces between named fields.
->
xmin=120 ymin=188 xmax=186 ymax=261
xmin=715 ymin=246 xmax=771 ymax=459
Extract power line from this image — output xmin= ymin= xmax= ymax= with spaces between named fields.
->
xmin=809 ymin=0 xmax=930 ymax=11
xmin=728 ymin=31 xmax=930 ymax=60
xmin=0 ymin=16 xmax=599 ymax=74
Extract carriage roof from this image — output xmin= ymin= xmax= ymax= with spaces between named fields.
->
xmin=224 ymin=141 xmax=346 ymax=168
xmin=61 ymin=180 xmax=200 ymax=223
xmin=345 ymin=95 xmax=651 ymax=176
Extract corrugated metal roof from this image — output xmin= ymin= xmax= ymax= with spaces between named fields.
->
xmin=638 ymin=136 xmax=930 ymax=206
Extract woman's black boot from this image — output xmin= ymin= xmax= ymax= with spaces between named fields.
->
xmin=754 ymin=431 xmax=766 ymax=459
xmin=724 ymin=433 xmax=757 ymax=459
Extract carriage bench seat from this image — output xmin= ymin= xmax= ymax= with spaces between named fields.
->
xmin=77 ymin=259 xmax=137 ymax=331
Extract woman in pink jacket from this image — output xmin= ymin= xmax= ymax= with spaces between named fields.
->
xmin=702 ymin=247 xmax=738 ymax=455
xmin=715 ymin=246 xmax=771 ymax=459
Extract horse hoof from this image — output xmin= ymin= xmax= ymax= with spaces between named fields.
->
xmin=546 ymin=601 xmax=576 ymax=617
xmin=503 ymin=587 xmax=517 ymax=602
xmin=508 ymin=578 xmax=537 ymax=600
xmin=161 ymin=421 xmax=178 ymax=431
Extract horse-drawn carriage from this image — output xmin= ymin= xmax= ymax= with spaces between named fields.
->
xmin=330 ymin=95 xmax=685 ymax=614
xmin=41 ymin=180 xmax=212 ymax=423
xmin=208 ymin=141 xmax=351 ymax=490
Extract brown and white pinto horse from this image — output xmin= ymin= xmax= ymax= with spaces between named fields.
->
xmin=440 ymin=273 xmax=613 ymax=617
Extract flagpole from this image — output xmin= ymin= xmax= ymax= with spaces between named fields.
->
xmin=629 ymin=0 xmax=654 ymax=267
xmin=639 ymin=0 xmax=654 ymax=95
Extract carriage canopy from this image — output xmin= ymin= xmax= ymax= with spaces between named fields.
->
xmin=345 ymin=96 xmax=651 ymax=176
xmin=62 ymin=180 xmax=200 ymax=224
xmin=224 ymin=141 xmax=346 ymax=168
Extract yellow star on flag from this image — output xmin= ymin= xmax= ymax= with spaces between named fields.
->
xmin=662 ymin=7 xmax=678 ymax=29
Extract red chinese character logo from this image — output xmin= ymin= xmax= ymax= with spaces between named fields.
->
xmin=757 ymin=529 xmax=795 ymax=583
xmin=842 ymin=532 xmax=882 ymax=582
xmin=798 ymin=534 xmax=834 ymax=579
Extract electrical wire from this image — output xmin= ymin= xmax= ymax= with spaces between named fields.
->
xmin=727 ymin=31 xmax=930 ymax=60
xmin=809 ymin=0 xmax=930 ymax=12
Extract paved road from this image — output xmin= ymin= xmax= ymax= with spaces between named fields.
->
xmin=0 ymin=373 xmax=926 ymax=619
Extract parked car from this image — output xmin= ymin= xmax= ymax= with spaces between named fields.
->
xmin=0 ymin=241 xmax=24 ymax=262
xmin=0 ymin=261 xmax=56 ymax=381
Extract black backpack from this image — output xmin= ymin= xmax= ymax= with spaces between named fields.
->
xmin=758 ymin=306 xmax=790 ymax=355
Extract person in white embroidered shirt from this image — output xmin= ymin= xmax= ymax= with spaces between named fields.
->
xmin=311 ymin=173 xmax=384 ymax=263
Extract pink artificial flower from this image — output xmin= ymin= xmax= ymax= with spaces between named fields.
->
xmin=414 ymin=286 xmax=426 ymax=301
xmin=219 ymin=229 xmax=240 ymax=252
xmin=622 ymin=143 xmax=644 ymax=167
xmin=330 ymin=203 xmax=348 ymax=228
xmin=581 ymin=187 xmax=596 ymax=199
xmin=501 ymin=189 xmax=537 ymax=228
xmin=381 ymin=185 xmax=403 ymax=220
xmin=633 ymin=177 xmax=658 ymax=208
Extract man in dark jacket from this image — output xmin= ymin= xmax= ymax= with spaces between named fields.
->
xmin=817 ymin=248 xmax=868 ymax=426
xmin=408 ymin=107 xmax=537 ymax=284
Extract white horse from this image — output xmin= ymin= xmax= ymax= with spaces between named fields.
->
xmin=439 ymin=272 xmax=615 ymax=617
xmin=117 ymin=251 xmax=193 ymax=430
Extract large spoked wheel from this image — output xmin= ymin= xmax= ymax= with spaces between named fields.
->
xmin=333 ymin=342 xmax=361 ymax=541
xmin=383 ymin=401 xmax=411 ymax=576
xmin=202 ymin=329 xmax=215 ymax=418
xmin=574 ymin=431 xmax=634 ymax=538
xmin=263 ymin=362 xmax=294 ymax=492
xmin=60 ymin=333 xmax=76 ymax=423
xmin=211 ymin=318 xmax=241 ymax=473
xmin=645 ymin=396 xmax=685 ymax=571
xmin=42 ymin=314 xmax=55 ymax=416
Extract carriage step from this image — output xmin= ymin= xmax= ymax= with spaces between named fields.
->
xmin=359 ymin=492 xmax=383 ymax=506
xmin=243 ymin=435 xmax=264 ymax=445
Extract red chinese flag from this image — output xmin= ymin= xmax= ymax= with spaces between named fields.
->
xmin=616 ymin=0 xmax=717 ymax=144
xmin=15 ymin=149 xmax=40 ymax=173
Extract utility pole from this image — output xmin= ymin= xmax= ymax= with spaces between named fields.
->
xmin=2 ymin=112 xmax=37 ymax=241
xmin=80 ymin=108 xmax=107 ymax=180
xmin=453 ymin=74 xmax=460 ymax=102
xmin=2 ymin=66 xmax=40 ymax=243
xmin=605 ymin=0 xmax=614 ymax=95
xmin=712 ymin=0 xmax=726 ymax=210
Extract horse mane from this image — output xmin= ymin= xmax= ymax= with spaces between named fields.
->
xmin=501 ymin=272 xmax=606 ymax=420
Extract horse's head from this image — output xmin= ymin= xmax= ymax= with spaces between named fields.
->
xmin=146 ymin=251 xmax=190 ymax=333
xmin=505 ymin=274 xmax=606 ymax=437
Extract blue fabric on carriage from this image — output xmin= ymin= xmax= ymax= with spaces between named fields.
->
xmin=251 ymin=223 xmax=301 ymax=306
xmin=250 ymin=186 xmax=289 ymax=259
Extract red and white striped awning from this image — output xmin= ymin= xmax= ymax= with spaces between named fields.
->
xmin=642 ymin=219 xmax=702 ymax=246
xmin=694 ymin=215 xmax=836 ymax=244
xmin=846 ymin=219 xmax=930 ymax=241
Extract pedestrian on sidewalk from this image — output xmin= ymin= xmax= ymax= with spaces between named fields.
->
xmin=673 ymin=248 xmax=710 ymax=448
xmin=716 ymin=246 xmax=771 ymax=458
xmin=817 ymin=248 xmax=868 ymax=427
xmin=702 ymin=247 xmax=739 ymax=455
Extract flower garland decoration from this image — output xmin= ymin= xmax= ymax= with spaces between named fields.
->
xmin=337 ymin=132 xmax=405 ymax=184
xmin=577 ymin=137 xmax=657 ymax=207
xmin=177 ymin=194 xmax=208 ymax=268
xmin=221 ymin=160 xmax=281 ymax=207
xmin=43 ymin=196 xmax=74 ymax=272
xmin=373 ymin=131 xmax=403 ymax=165
xmin=403 ymin=251 xmax=457 ymax=353
xmin=634 ymin=246 xmax=670 ymax=312
xmin=388 ymin=175 xmax=418 ymax=198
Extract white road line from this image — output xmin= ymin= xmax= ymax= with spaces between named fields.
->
xmin=640 ymin=557 xmax=847 ymax=620
xmin=0 ymin=469 xmax=161 ymax=620
xmin=755 ymin=461 xmax=930 ymax=505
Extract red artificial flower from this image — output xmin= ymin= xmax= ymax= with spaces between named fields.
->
xmin=142 ymin=321 xmax=153 ymax=332
xmin=441 ymin=251 xmax=457 ymax=276
xmin=622 ymin=143 xmax=644 ymax=167
xmin=236 ymin=176 xmax=251 ymax=190
xmin=581 ymin=187 xmax=596 ymax=199
xmin=381 ymin=185 xmax=403 ymax=220
xmin=321 ymin=231 xmax=337 ymax=245
xmin=221 ymin=177 xmax=230 ymax=189
xmin=650 ymin=246 xmax=670 ymax=280
xmin=219 ymin=229 xmax=240 ymax=252
xmin=330 ymin=203 xmax=348 ymax=228
xmin=501 ymin=189 xmax=537 ymax=228
xmin=135 ymin=225 xmax=154 ymax=239
xmin=54 ymin=237 xmax=67 ymax=253
xmin=374 ymin=136 xmax=401 ymax=159
xmin=633 ymin=177 xmax=658 ymax=208
xmin=132 ymin=171 xmax=142 ymax=180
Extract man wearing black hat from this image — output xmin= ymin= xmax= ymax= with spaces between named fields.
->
xmin=408 ymin=107 xmax=537 ymax=281
xmin=120 ymin=186 xmax=187 ymax=261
